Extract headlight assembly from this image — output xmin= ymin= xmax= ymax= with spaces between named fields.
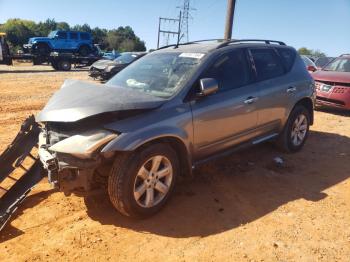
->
xmin=105 ymin=65 xmax=115 ymax=72
xmin=49 ymin=129 xmax=118 ymax=159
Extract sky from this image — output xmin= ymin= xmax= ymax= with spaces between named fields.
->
xmin=0 ymin=0 xmax=349 ymax=56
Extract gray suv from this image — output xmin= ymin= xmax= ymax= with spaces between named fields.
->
xmin=37 ymin=39 xmax=315 ymax=217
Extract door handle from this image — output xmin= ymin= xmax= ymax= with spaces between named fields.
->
xmin=287 ymin=86 xmax=297 ymax=93
xmin=244 ymin=96 xmax=258 ymax=105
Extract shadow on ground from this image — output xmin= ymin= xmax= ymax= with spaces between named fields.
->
xmin=84 ymin=130 xmax=350 ymax=237
xmin=1 ymin=130 xmax=349 ymax=240
xmin=0 ymin=189 xmax=56 ymax=243
xmin=316 ymin=107 xmax=350 ymax=117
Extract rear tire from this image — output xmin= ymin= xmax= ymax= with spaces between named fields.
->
xmin=108 ymin=144 xmax=179 ymax=218
xmin=276 ymin=105 xmax=311 ymax=152
xmin=34 ymin=43 xmax=50 ymax=56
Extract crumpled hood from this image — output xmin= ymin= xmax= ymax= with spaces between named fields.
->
xmin=312 ymin=70 xmax=350 ymax=83
xmin=36 ymin=80 xmax=165 ymax=123
xmin=91 ymin=59 xmax=117 ymax=70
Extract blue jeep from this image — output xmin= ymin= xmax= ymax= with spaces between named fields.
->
xmin=24 ymin=30 xmax=94 ymax=56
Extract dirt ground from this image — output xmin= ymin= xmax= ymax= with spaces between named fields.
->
xmin=0 ymin=64 xmax=349 ymax=262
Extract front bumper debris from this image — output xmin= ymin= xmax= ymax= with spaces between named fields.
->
xmin=0 ymin=115 xmax=45 ymax=231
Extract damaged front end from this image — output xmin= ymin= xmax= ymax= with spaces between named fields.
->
xmin=38 ymin=120 xmax=119 ymax=194
xmin=0 ymin=80 xmax=164 ymax=231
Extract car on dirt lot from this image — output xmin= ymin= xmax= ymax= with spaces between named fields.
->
xmin=89 ymin=52 xmax=146 ymax=81
xmin=35 ymin=39 xmax=315 ymax=218
xmin=312 ymin=54 xmax=350 ymax=110
xmin=315 ymin=56 xmax=335 ymax=70
xmin=23 ymin=30 xmax=94 ymax=56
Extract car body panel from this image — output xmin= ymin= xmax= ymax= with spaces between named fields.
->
xmin=36 ymin=80 xmax=165 ymax=122
xmin=102 ymin=101 xmax=193 ymax=156
xmin=312 ymin=58 xmax=350 ymax=110
xmin=256 ymin=55 xmax=314 ymax=131
xmin=190 ymin=83 xmax=259 ymax=160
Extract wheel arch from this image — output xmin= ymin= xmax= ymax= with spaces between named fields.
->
xmin=294 ymin=97 xmax=314 ymax=125
xmin=103 ymin=134 xmax=193 ymax=178
xmin=34 ymin=41 xmax=52 ymax=49
xmin=77 ymin=43 xmax=90 ymax=50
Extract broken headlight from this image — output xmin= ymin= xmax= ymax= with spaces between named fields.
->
xmin=49 ymin=129 xmax=118 ymax=159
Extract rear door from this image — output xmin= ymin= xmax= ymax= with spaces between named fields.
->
xmin=190 ymin=48 xmax=259 ymax=160
xmin=248 ymin=47 xmax=292 ymax=135
xmin=68 ymin=32 xmax=79 ymax=50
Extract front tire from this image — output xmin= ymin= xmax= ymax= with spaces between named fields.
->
xmin=276 ymin=105 xmax=311 ymax=152
xmin=108 ymin=144 xmax=179 ymax=218
xmin=58 ymin=60 xmax=71 ymax=71
xmin=34 ymin=43 xmax=50 ymax=56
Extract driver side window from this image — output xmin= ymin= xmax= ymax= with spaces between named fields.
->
xmin=203 ymin=49 xmax=252 ymax=92
xmin=57 ymin=31 xmax=67 ymax=39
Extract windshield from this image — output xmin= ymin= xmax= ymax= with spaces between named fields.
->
xmin=48 ymin=31 xmax=56 ymax=38
xmin=315 ymin=57 xmax=334 ymax=68
xmin=114 ymin=53 xmax=139 ymax=64
xmin=107 ymin=52 xmax=204 ymax=98
xmin=323 ymin=57 xmax=350 ymax=72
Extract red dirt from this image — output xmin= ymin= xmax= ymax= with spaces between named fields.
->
xmin=0 ymin=65 xmax=349 ymax=261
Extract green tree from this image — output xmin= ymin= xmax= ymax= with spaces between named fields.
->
xmin=56 ymin=22 xmax=70 ymax=31
xmin=298 ymin=47 xmax=326 ymax=58
xmin=0 ymin=18 xmax=146 ymax=52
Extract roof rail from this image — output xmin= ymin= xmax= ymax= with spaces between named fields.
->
xmin=340 ymin=54 xmax=350 ymax=57
xmin=157 ymin=39 xmax=226 ymax=50
xmin=216 ymin=39 xmax=286 ymax=49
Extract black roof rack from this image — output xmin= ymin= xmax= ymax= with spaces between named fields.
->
xmin=216 ymin=39 xmax=286 ymax=49
xmin=157 ymin=39 xmax=226 ymax=50
xmin=340 ymin=54 xmax=350 ymax=57
xmin=157 ymin=39 xmax=286 ymax=51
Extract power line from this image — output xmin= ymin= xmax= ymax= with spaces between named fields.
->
xmin=157 ymin=13 xmax=182 ymax=48
xmin=177 ymin=0 xmax=196 ymax=43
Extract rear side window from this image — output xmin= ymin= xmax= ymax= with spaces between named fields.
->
xmin=57 ymin=31 xmax=67 ymax=39
xmin=277 ymin=48 xmax=296 ymax=71
xmin=80 ymin=33 xmax=90 ymax=40
xmin=70 ymin=32 xmax=78 ymax=40
xmin=250 ymin=48 xmax=284 ymax=81
xmin=203 ymin=49 xmax=251 ymax=92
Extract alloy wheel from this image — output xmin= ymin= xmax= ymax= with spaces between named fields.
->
xmin=291 ymin=114 xmax=308 ymax=146
xmin=133 ymin=155 xmax=173 ymax=208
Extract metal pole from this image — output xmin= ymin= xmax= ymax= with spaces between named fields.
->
xmin=157 ymin=17 xmax=161 ymax=48
xmin=224 ymin=0 xmax=236 ymax=40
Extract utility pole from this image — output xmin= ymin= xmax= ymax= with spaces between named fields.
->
xmin=177 ymin=0 xmax=195 ymax=43
xmin=157 ymin=12 xmax=182 ymax=48
xmin=224 ymin=0 xmax=236 ymax=40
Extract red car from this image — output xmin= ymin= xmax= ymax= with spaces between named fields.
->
xmin=312 ymin=54 xmax=350 ymax=110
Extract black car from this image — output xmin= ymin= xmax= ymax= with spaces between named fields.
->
xmin=89 ymin=52 xmax=146 ymax=81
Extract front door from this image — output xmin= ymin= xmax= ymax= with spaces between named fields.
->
xmin=190 ymin=49 xmax=259 ymax=160
xmin=55 ymin=31 xmax=69 ymax=50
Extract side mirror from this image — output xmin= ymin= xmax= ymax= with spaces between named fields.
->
xmin=307 ymin=65 xmax=317 ymax=72
xmin=54 ymin=35 xmax=59 ymax=39
xmin=198 ymin=78 xmax=218 ymax=97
